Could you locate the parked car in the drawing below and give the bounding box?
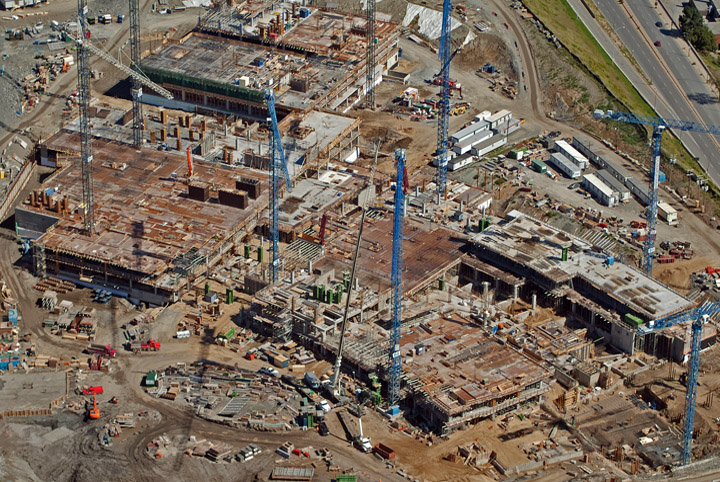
[656,21,663,27]
[258,366,279,377]
[654,40,662,47]
[318,400,332,413]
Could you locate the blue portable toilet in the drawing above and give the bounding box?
[8,309,17,325]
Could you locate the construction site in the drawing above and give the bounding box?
[5,0,720,481]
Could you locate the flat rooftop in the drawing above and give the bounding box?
[316,214,466,296]
[280,177,346,227]
[472,212,693,321]
[28,131,269,282]
[402,314,551,417]
[286,110,359,154]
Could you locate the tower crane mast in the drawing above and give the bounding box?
[77,0,94,234]
[129,0,143,147]
[434,0,452,197]
[366,0,376,109]
[265,89,292,283]
[388,149,406,405]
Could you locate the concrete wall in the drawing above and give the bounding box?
[15,207,59,239]
[611,321,636,354]
[0,161,35,223]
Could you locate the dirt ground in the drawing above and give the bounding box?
[653,257,714,292]
[3,1,720,481]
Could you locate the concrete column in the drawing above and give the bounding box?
[513,284,519,302]
[532,293,537,313]
[482,281,489,308]
[308,259,312,273]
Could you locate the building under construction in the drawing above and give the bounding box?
[462,211,701,361]
[140,3,400,118]
[19,132,274,305]
[402,313,552,434]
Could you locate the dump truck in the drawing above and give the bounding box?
[128,339,161,352]
[86,343,116,357]
[141,339,161,351]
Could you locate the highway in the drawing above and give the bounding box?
[627,1,720,125]
[594,0,720,184]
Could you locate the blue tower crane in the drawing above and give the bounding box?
[265,89,293,283]
[389,148,407,405]
[434,0,452,198]
[594,109,720,276]
[635,301,720,465]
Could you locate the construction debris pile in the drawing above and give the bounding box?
[145,433,262,464]
[150,362,305,431]
[20,51,74,114]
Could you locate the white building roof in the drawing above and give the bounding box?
[583,173,614,198]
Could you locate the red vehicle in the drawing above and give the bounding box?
[82,386,104,395]
[141,339,161,351]
[86,344,117,357]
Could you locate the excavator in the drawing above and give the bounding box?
[88,393,100,420]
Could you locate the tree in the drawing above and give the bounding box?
[679,3,718,52]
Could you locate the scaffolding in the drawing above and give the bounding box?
[34,243,47,279]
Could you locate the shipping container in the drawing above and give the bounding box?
[146,370,158,386]
[531,159,547,174]
[217,325,235,340]
[373,443,396,460]
[623,313,643,328]
[272,354,289,368]
[657,201,678,224]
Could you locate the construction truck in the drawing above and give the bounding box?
[337,410,371,453]
[128,339,161,353]
[86,343,117,357]
[82,386,104,395]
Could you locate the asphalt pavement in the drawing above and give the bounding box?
[593,0,720,184]
[627,1,720,124]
